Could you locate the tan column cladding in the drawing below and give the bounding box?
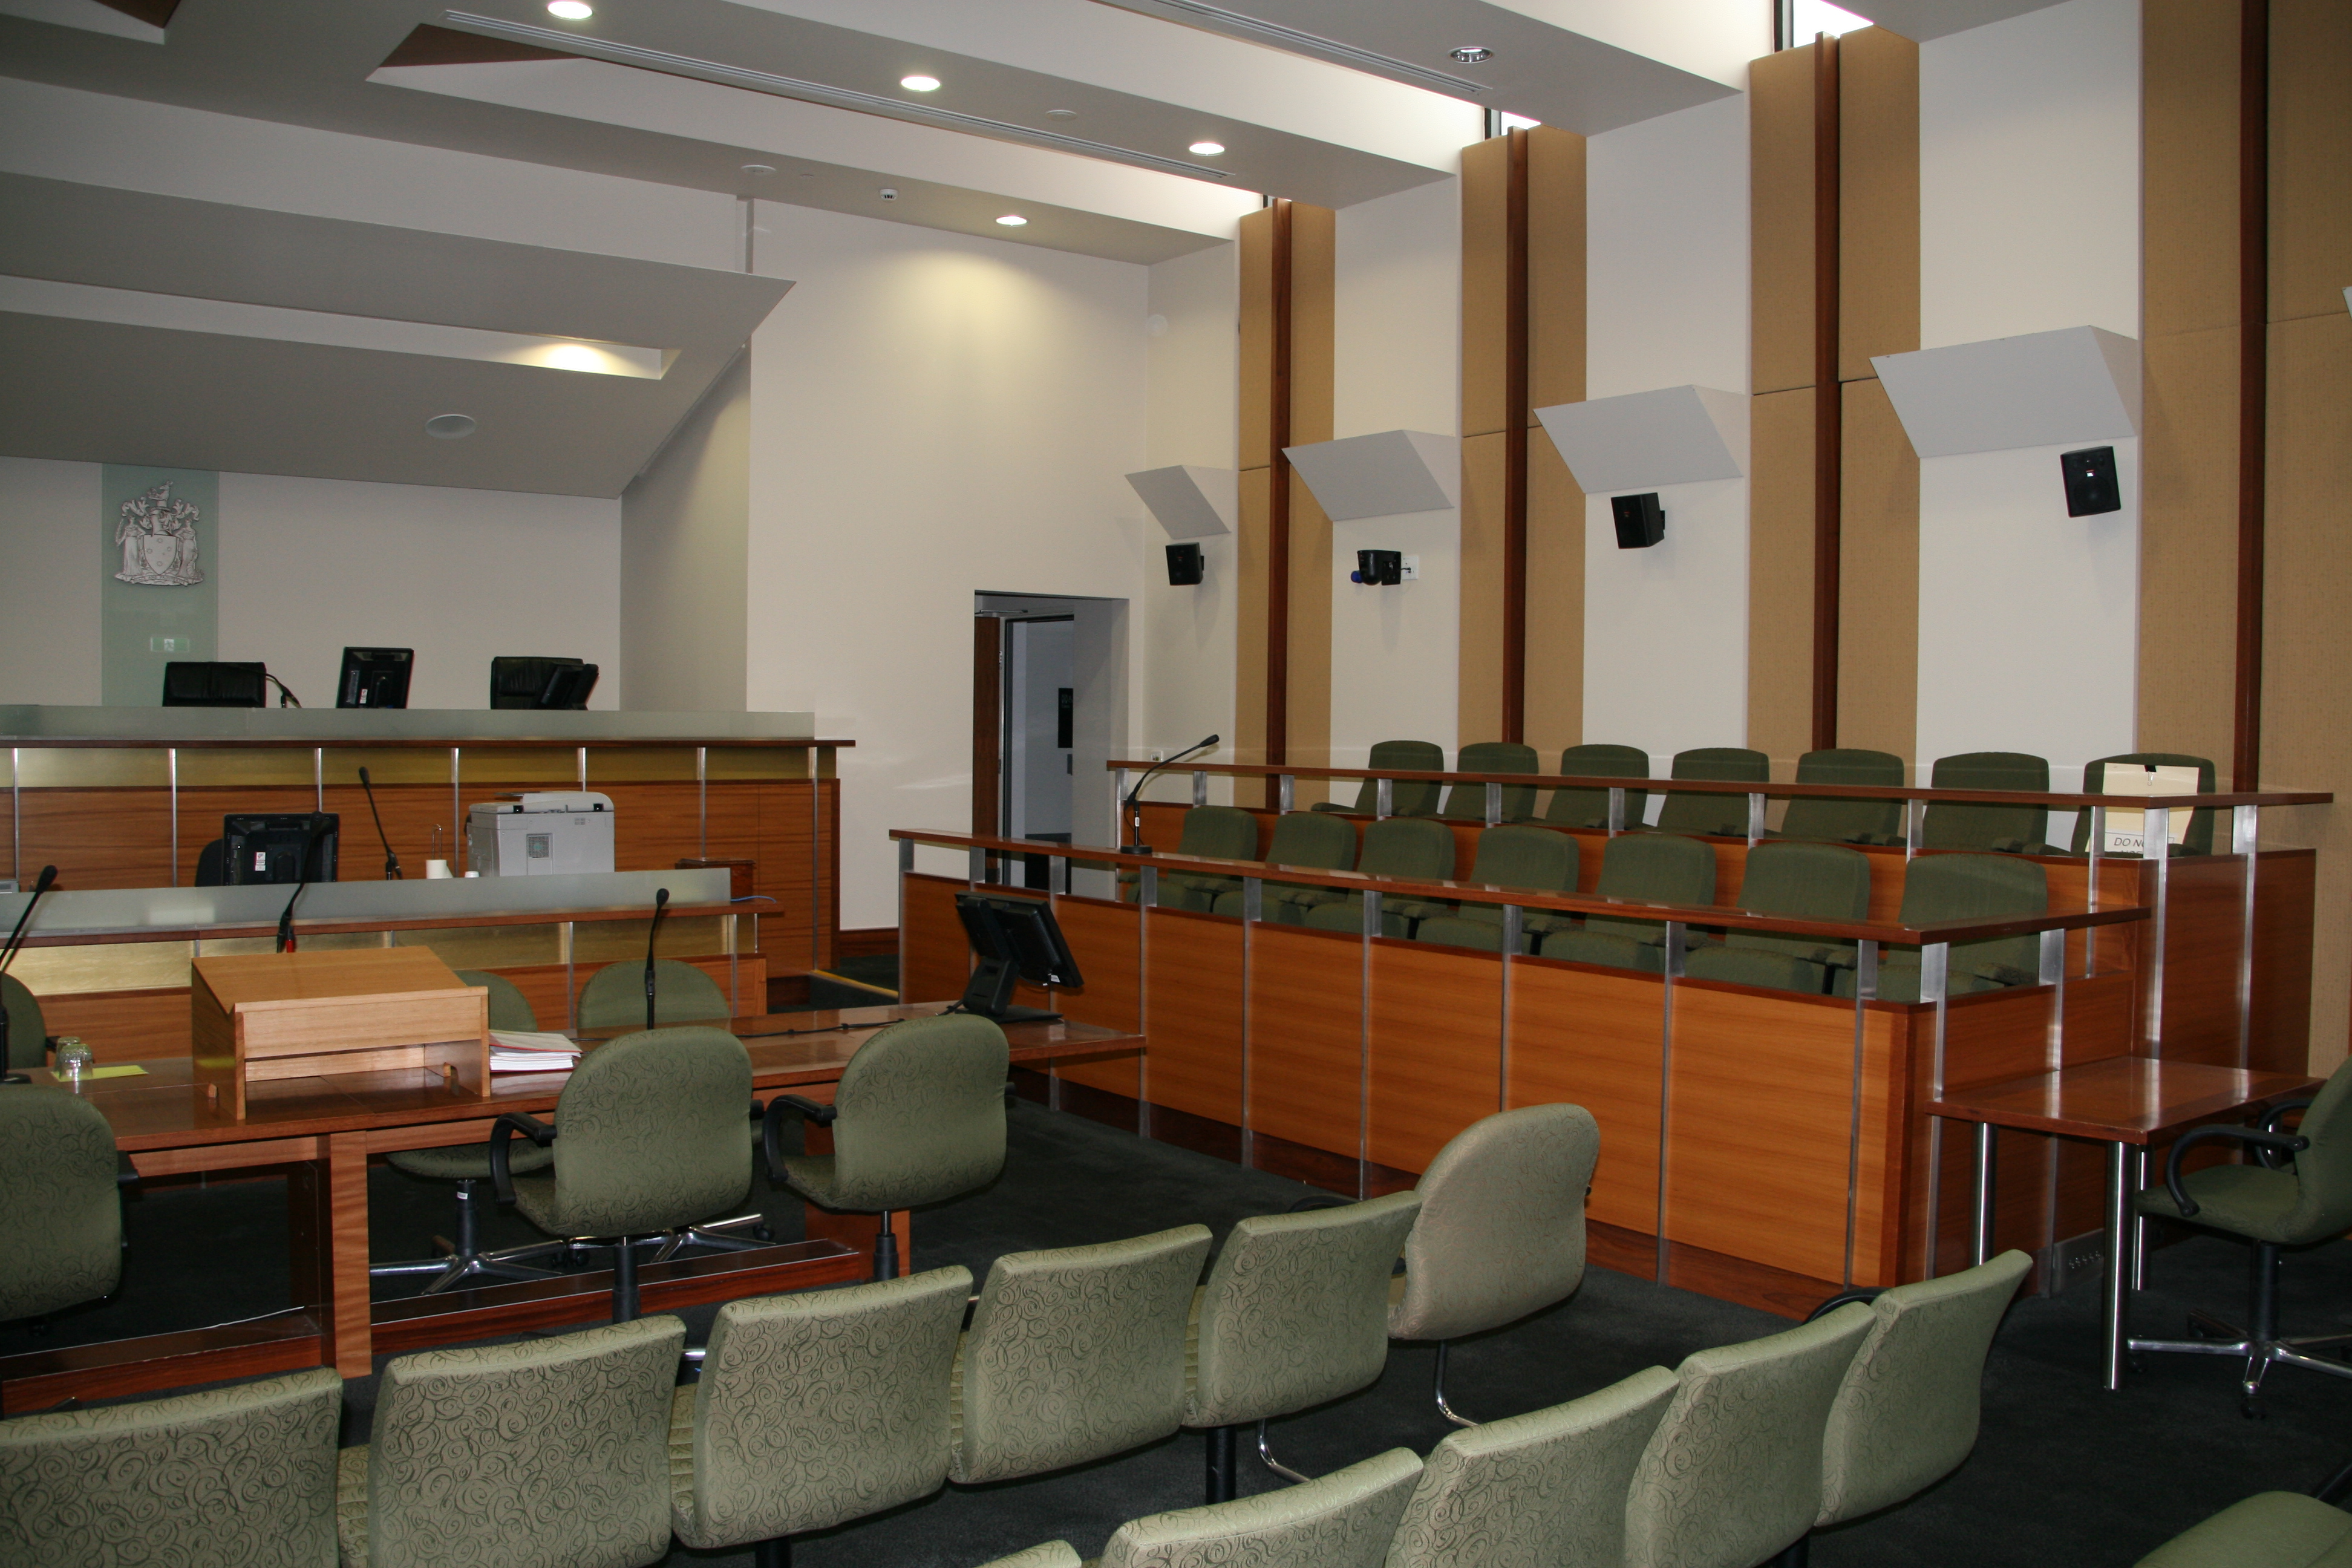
[1526,125,1587,414]
[1749,42,1821,399]
[1233,466,1272,778]
[1837,26,1919,381]
[1457,433,1508,748]
[1835,379,1917,764]
[1522,438,1585,758]
[1460,136,1511,442]
[1746,389,1819,770]
[1286,469,1333,807]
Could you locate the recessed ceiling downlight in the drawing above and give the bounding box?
[425,413,477,440]
[900,74,941,91]
[1449,46,1492,63]
[1188,140,1225,156]
[995,214,1028,226]
[546,1,592,19]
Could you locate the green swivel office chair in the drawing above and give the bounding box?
[1438,742,1540,823]
[1920,751,2055,853]
[2134,1474,2352,1568]
[1131,805,1262,909]
[1298,816,1456,935]
[1311,739,1446,818]
[2072,753,2219,857]
[1538,834,1716,972]
[2,973,48,1074]
[577,958,731,1030]
[0,1087,125,1324]
[1831,853,2047,1003]
[1649,748,1771,838]
[1682,841,1872,996]
[1405,824,1579,951]
[1544,743,1653,831]
[1210,811,1357,923]
[1778,748,1907,845]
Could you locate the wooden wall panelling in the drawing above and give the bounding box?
[755,782,818,972]
[1233,467,1273,799]
[1505,958,1664,1240]
[1140,908,1246,1129]
[1460,136,1511,440]
[1523,437,1586,756]
[21,788,175,890]
[1285,470,1334,809]
[2268,0,2352,321]
[1048,895,1143,1099]
[1834,27,1919,380]
[1746,390,1818,768]
[1525,126,1587,414]
[1460,134,1511,751]
[1835,379,1919,762]
[1366,937,1501,1177]
[1846,1005,1916,1286]
[1244,924,1365,1168]
[599,781,705,878]
[1287,204,1336,447]
[898,873,971,1007]
[1457,432,1509,745]
[1284,204,1335,805]
[2248,849,2318,1073]
[2154,857,2265,1064]
[315,786,459,884]
[36,987,192,1063]
[1749,44,1821,397]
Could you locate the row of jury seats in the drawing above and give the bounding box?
[1155,807,2053,1002]
[0,1100,2034,1568]
[1305,739,2223,855]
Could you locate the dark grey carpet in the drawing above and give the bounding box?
[6,1100,2347,1567]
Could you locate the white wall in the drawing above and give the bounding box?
[1328,177,1463,771]
[742,201,1149,927]
[621,350,750,712]
[0,457,102,705]
[1580,94,1752,773]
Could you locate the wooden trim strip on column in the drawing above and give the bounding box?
[1502,129,1532,743]
[1267,198,1295,768]
[1811,35,1843,754]
[2233,0,2270,789]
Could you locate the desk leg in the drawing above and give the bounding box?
[2102,1142,2144,1392]
[326,1133,374,1377]
[1971,1123,1996,1268]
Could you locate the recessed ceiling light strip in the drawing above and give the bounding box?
[1099,0,1489,95]
[440,11,1232,180]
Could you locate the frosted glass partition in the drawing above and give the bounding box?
[0,707,824,743]
[0,868,732,939]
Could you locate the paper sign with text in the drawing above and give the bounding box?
[2097,764,2200,855]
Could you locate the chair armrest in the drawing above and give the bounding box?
[2259,1097,2316,1133]
[761,1095,837,1183]
[2163,1124,2308,1217]
[489,1111,557,1205]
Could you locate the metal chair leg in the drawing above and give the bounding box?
[1206,1425,1237,1503]
[1433,1341,1476,1428]
[613,1237,641,1323]
[874,1210,900,1279]
[1254,1419,1309,1485]
[753,1537,791,1568]
[1773,1535,1812,1567]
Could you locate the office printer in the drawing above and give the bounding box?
[466,791,615,877]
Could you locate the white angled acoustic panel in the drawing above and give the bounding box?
[1281,430,1459,520]
[1871,326,2140,458]
[1534,385,1748,494]
[1125,465,1236,539]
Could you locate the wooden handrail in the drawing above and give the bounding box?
[892,829,2149,948]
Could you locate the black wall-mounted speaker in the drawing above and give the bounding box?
[1351,549,1403,586]
[1611,492,1665,549]
[1165,542,1205,585]
[2060,446,2122,517]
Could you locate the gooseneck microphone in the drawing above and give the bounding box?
[1,866,60,1085]
[275,818,333,953]
[358,766,402,880]
[1122,735,1220,854]
[644,887,671,1031]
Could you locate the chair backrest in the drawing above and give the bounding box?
[1189,1192,1422,1427]
[1176,805,1264,862]
[1100,1448,1423,1568]
[1725,842,1872,958]
[489,654,584,709]
[1390,1104,1597,1342]
[365,1317,684,1568]
[1587,834,1716,941]
[1354,817,1457,882]
[678,1266,970,1547]
[0,1365,341,1568]
[1466,825,1578,896]
[1344,740,1446,817]
[577,958,731,1030]
[1440,742,1540,822]
[826,1012,1010,1211]
[1896,854,2047,985]
[953,1224,1212,1484]
[1385,1366,1677,1568]
[1922,751,2050,851]
[1263,810,1360,871]
[1622,1304,1875,1568]
[1817,1250,2030,1526]
[454,968,540,1031]
[2275,1054,2352,1243]
[1780,748,1907,844]
[543,1027,753,1237]
[0,1086,122,1320]
[1545,744,1651,829]
[1653,748,1771,837]
[1,972,44,1071]
[2071,753,2218,857]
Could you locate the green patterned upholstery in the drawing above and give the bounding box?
[952,1224,1212,1483]
[1921,751,2051,852]
[2136,1056,2352,1247]
[508,1027,752,1240]
[2,972,46,1070]
[338,1316,685,1568]
[671,1266,970,1550]
[1391,824,1576,938]
[1622,1304,1874,1568]
[2135,1492,2352,1568]
[780,1012,1009,1214]
[1210,811,1357,922]
[2071,753,2219,857]
[0,1365,341,1568]
[1409,916,1508,952]
[1298,817,1457,931]
[1146,806,1266,910]
[1649,748,1769,838]
[1830,853,2047,1002]
[576,959,730,1030]
[1438,742,1540,823]
[1185,1192,1422,1429]
[1386,1366,1677,1568]
[1544,743,1651,831]
[1779,748,1907,845]
[452,969,540,1030]
[0,1086,122,1320]
[1816,1249,2030,1526]
[1100,1448,1422,1568]
[1389,1104,1596,1344]
[1312,740,1446,818]
[974,1545,1085,1568]
[1538,832,1714,970]
[1683,840,1872,995]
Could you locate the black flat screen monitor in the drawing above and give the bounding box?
[490,656,583,709]
[953,892,1083,1024]
[221,813,339,884]
[337,647,413,709]
[535,662,598,710]
[161,662,267,708]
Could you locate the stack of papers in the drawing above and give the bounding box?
[489,1029,583,1074]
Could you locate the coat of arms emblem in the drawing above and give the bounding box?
[113,483,206,587]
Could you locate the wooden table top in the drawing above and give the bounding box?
[1927,1057,2320,1144]
[38,1004,1141,1153]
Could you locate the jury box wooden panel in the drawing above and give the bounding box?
[1506,958,1664,1237]
[1367,937,1501,1177]
[1047,896,1142,1100]
[899,874,973,1008]
[1142,908,1244,1128]
[1245,924,1365,1160]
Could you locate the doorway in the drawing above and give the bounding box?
[974,593,1128,897]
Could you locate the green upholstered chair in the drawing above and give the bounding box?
[0,1365,342,1568]
[0,1086,123,1322]
[2,972,48,1073]
[1621,1304,1875,1568]
[670,1266,970,1568]
[1210,811,1357,923]
[1830,853,2047,1003]
[2129,1056,2352,1414]
[950,1223,1212,1485]
[975,1547,1085,1568]
[1683,841,1872,996]
[1298,817,1457,935]
[576,958,731,1030]
[1543,743,1652,831]
[1312,739,1446,818]
[1778,748,1907,845]
[492,1026,756,1321]
[1386,1366,1678,1568]
[1920,751,2054,853]
[1438,742,1540,823]
[1186,1192,1422,1500]
[456,967,540,1030]
[1397,825,1577,948]
[1538,833,1715,973]
[765,1011,1009,1279]
[2071,752,2220,857]
[1132,805,1263,910]
[1649,747,1770,838]
[338,1316,685,1568]
[2135,1491,2352,1568]
[1388,1104,1599,1425]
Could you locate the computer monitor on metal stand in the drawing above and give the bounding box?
[952,893,1084,1024]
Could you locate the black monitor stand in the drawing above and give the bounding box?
[957,958,1060,1025]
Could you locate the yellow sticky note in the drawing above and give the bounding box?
[83,1065,148,1080]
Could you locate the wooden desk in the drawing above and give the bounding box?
[1927,1058,2318,1390]
[15,1004,1140,1396]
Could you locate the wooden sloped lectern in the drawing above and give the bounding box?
[191,949,489,1117]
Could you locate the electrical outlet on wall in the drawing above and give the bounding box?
[1399,555,1419,581]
